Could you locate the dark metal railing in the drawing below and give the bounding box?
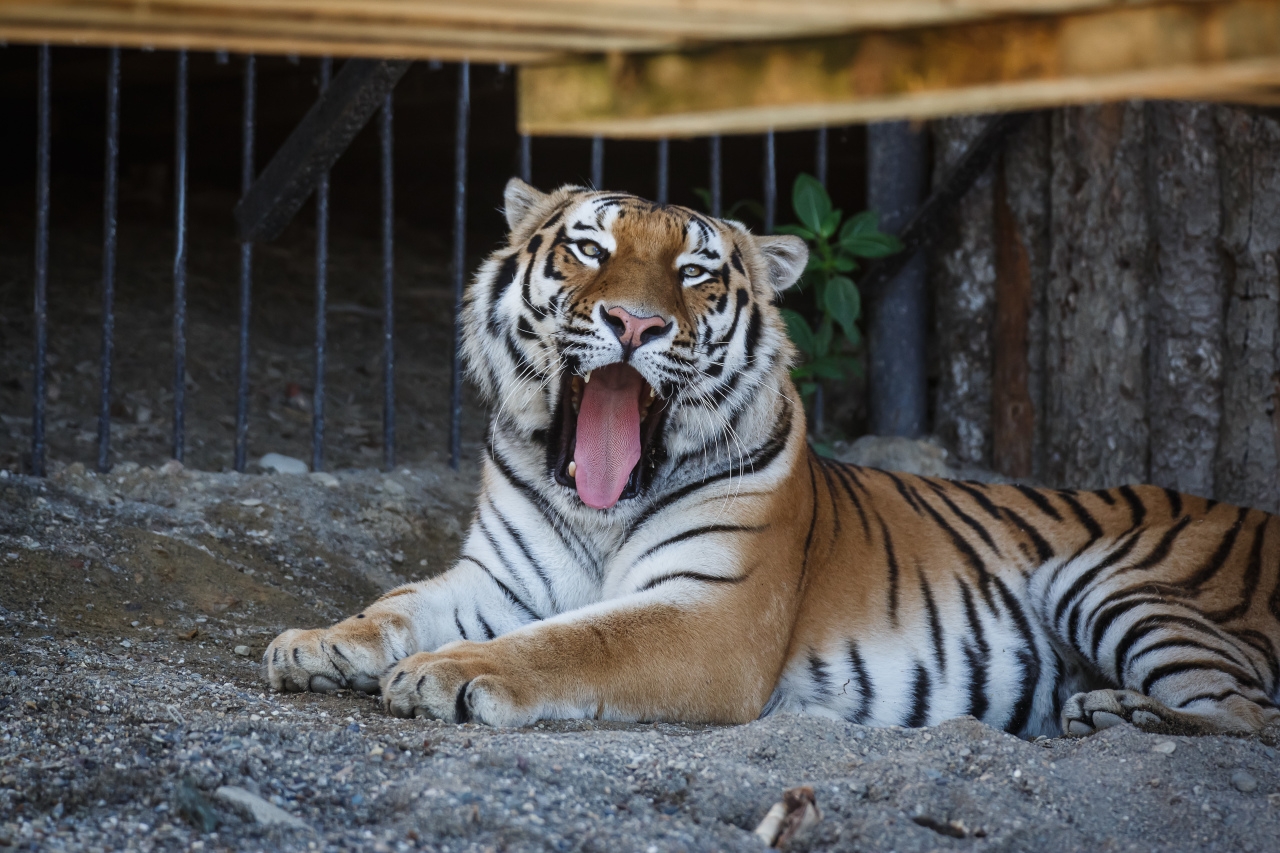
[17,46,821,478]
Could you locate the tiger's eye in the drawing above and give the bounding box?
[681,264,705,278]
[579,242,601,257]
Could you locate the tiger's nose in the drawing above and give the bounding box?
[602,306,672,352]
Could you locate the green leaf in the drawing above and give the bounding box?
[779,308,817,359]
[842,322,863,350]
[832,255,857,273]
[810,440,836,458]
[843,233,904,259]
[840,210,880,241]
[824,275,862,341]
[814,314,834,359]
[808,355,848,381]
[819,208,842,240]
[798,381,818,398]
[774,224,815,240]
[692,187,712,212]
[792,365,815,380]
[792,173,831,235]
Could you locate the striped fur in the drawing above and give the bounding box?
[265,180,1280,738]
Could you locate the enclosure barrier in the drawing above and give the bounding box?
[15,46,844,477]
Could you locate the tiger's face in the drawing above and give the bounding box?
[463,179,807,511]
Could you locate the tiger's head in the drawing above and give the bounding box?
[462,178,807,511]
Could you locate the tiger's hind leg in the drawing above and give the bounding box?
[1036,511,1280,737]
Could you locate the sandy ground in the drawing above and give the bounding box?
[2,454,1280,853]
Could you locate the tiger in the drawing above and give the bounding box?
[265,178,1280,739]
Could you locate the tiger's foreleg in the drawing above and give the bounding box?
[264,560,541,695]
[379,583,789,726]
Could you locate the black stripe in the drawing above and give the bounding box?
[1014,484,1062,522]
[958,579,990,722]
[918,566,946,671]
[878,514,901,627]
[454,609,469,641]
[947,480,1005,522]
[915,492,995,606]
[926,481,1001,556]
[1175,688,1249,709]
[807,650,834,700]
[742,304,763,365]
[637,570,746,593]
[905,663,932,728]
[1141,659,1264,696]
[1231,628,1280,689]
[491,505,560,611]
[477,613,497,640]
[882,471,924,515]
[457,555,541,622]
[1205,516,1268,623]
[488,253,520,332]
[1053,526,1144,634]
[628,401,792,535]
[1092,489,1117,506]
[825,460,871,539]
[1117,515,1193,575]
[1055,490,1104,541]
[1111,613,1245,682]
[1118,485,1146,529]
[1164,488,1184,519]
[488,447,599,572]
[632,524,763,567]
[1177,506,1249,591]
[1125,637,1236,673]
[847,641,874,724]
[1000,507,1054,564]
[799,456,820,590]
[815,453,842,537]
[991,575,1041,735]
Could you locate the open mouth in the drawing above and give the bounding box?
[550,363,669,509]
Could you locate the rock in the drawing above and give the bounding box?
[1152,741,1177,755]
[159,459,184,476]
[259,453,309,475]
[310,472,340,488]
[214,786,310,830]
[234,645,250,657]
[382,478,406,496]
[1232,770,1259,793]
[239,498,263,507]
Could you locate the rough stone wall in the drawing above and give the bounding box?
[928,103,1280,509]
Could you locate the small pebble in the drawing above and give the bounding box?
[1232,770,1259,793]
[1152,741,1176,755]
[240,498,263,507]
[259,453,309,475]
[234,645,251,657]
[310,472,340,489]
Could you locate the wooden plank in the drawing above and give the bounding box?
[518,0,1280,137]
[235,59,411,242]
[0,0,1222,64]
[991,158,1035,480]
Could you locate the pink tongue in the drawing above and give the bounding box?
[574,363,644,509]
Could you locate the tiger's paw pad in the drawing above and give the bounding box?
[380,648,534,728]
[1061,689,1174,737]
[263,627,385,696]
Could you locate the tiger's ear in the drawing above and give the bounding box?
[755,235,809,293]
[503,177,548,233]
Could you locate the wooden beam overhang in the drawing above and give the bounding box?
[0,1,1233,64]
[518,0,1280,137]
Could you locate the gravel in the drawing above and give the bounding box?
[3,460,1280,851]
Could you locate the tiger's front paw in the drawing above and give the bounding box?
[380,643,535,727]
[264,626,386,695]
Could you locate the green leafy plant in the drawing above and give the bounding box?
[775,174,902,403]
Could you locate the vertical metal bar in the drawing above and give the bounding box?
[380,91,395,472]
[234,54,256,473]
[31,45,50,478]
[655,138,669,204]
[519,133,532,184]
[815,126,829,187]
[709,134,722,218]
[312,56,332,473]
[449,61,470,470]
[590,135,603,188]
[172,49,189,463]
[97,47,120,474]
[763,129,776,235]
[867,121,929,437]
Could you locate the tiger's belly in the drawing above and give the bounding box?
[763,586,1067,737]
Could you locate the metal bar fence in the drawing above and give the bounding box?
[172,50,189,463]
[234,54,256,473]
[381,91,396,472]
[449,61,471,470]
[97,47,120,473]
[312,56,332,472]
[15,50,851,477]
[31,45,51,479]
